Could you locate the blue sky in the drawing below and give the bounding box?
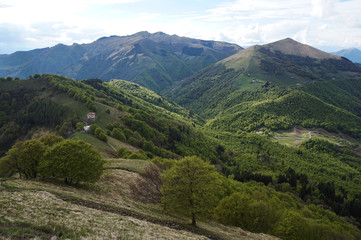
[0,0,360,54]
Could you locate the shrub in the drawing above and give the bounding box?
[111,128,126,141]
[39,140,104,185]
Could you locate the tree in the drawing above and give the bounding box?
[95,127,107,142]
[39,140,104,185]
[117,147,131,158]
[161,156,223,226]
[76,122,85,131]
[0,142,23,177]
[215,192,277,233]
[111,128,126,141]
[18,140,46,179]
[89,124,100,135]
[39,134,64,147]
[143,140,155,153]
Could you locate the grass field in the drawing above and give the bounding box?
[104,158,150,173]
[270,127,361,148]
[0,161,279,240]
[71,132,118,158]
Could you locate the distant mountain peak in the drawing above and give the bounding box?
[0,31,242,93]
[263,38,341,60]
[332,47,361,63]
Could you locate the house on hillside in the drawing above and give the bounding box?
[87,112,96,120]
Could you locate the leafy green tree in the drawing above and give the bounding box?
[161,156,223,226]
[95,127,107,142]
[117,147,131,158]
[215,192,252,227]
[143,140,155,153]
[76,122,85,131]
[0,142,23,177]
[18,140,46,179]
[272,211,309,240]
[89,124,100,135]
[40,140,104,185]
[39,134,64,147]
[215,192,277,233]
[111,128,126,141]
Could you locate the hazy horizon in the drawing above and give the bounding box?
[0,0,360,54]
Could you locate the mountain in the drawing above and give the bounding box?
[332,48,361,64]
[167,38,361,136]
[0,31,242,92]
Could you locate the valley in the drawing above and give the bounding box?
[1,34,361,240]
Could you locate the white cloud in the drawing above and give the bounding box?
[0,0,360,53]
[193,0,361,50]
[311,0,336,19]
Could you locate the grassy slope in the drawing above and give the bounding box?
[2,75,361,239]
[0,160,279,240]
[108,79,194,120]
[271,127,361,148]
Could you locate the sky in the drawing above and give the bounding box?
[0,0,360,54]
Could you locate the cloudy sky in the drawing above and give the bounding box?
[0,0,360,54]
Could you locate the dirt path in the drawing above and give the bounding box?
[108,142,117,151]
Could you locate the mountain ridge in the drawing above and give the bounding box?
[168,38,361,137]
[332,47,361,63]
[0,31,242,93]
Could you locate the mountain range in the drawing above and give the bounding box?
[167,38,361,136]
[0,31,241,92]
[332,47,361,64]
[2,32,361,240]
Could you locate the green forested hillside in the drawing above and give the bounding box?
[0,75,227,166]
[163,38,361,238]
[168,38,361,138]
[2,74,361,239]
[302,78,361,117]
[207,88,361,138]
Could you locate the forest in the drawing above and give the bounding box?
[1,74,361,240]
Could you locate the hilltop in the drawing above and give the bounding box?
[167,38,361,136]
[0,31,241,92]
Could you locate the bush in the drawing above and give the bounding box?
[111,128,126,141]
[215,192,277,233]
[39,134,64,147]
[117,147,131,158]
[94,127,107,142]
[128,152,148,159]
[76,122,85,131]
[89,124,100,135]
[143,140,155,153]
[18,140,46,179]
[39,140,104,185]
